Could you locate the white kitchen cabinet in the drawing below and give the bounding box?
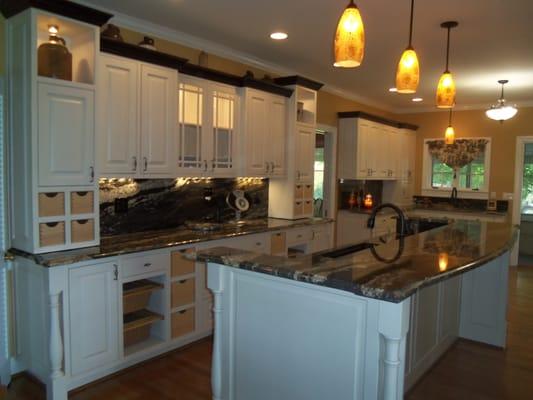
[140,64,177,177]
[311,223,333,253]
[178,76,238,177]
[38,83,95,186]
[242,88,286,177]
[295,125,315,182]
[69,262,119,376]
[339,117,411,181]
[97,54,177,178]
[97,56,139,175]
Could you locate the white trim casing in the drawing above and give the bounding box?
[421,137,492,199]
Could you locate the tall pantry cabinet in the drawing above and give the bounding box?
[7,9,103,254]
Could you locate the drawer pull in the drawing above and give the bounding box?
[76,191,88,197]
[179,309,187,314]
[143,262,152,268]
[44,192,59,198]
[178,279,187,284]
[45,222,59,228]
[256,242,261,246]
[75,219,89,225]
[297,234,302,238]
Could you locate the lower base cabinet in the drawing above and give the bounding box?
[69,262,119,376]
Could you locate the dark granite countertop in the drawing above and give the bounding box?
[196,220,518,303]
[339,206,507,218]
[9,218,332,267]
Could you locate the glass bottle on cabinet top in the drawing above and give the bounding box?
[178,82,205,173]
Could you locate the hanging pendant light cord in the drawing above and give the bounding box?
[500,83,505,100]
[448,109,453,126]
[408,0,415,47]
[445,26,451,71]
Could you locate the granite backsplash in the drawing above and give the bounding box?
[338,180,383,210]
[99,178,268,237]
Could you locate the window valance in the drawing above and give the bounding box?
[427,139,489,170]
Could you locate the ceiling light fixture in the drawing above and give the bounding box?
[436,21,458,108]
[333,0,365,68]
[395,0,419,94]
[270,32,288,40]
[444,108,455,144]
[485,80,518,122]
[412,97,423,102]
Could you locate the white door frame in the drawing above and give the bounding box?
[511,136,533,265]
[317,124,338,220]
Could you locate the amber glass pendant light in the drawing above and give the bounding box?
[334,0,365,68]
[444,108,455,144]
[396,0,419,93]
[436,21,458,108]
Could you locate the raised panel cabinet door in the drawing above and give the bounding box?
[295,126,315,182]
[268,95,287,176]
[97,55,139,175]
[245,91,268,176]
[38,83,94,186]
[178,77,206,175]
[140,64,177,177]
[211,84,237,176]
[356,121,371,179]
[69,262,119,376]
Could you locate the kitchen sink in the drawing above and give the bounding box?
[320,242,374,259]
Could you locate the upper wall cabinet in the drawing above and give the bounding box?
[97,53,177,178]
[339,116,417,181]
[242,88,287,177]
[177,75,239,177]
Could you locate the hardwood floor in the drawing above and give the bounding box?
[6,266,533,399]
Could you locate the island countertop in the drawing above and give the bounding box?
[9,217,332,267]
[197,219,518,303]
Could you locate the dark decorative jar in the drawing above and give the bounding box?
[38,35,72,81]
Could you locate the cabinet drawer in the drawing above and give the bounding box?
[303,199,313,215]
[71,191,94,215]
[122,253,169,278]
[171,308,195,338]
[38,192,65,217]
[171,248,196,277]
[270,232,286,255]
[171,278,195,308]
[294,200,304,217]
[39,222,65,247]
[286,228,312,245]
[71,219,95,243]
[294,184,304,199]
[303,184,313,199]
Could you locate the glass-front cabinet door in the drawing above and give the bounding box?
[178,79,205,175]
[211,86,237,175]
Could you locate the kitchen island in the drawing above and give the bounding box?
[198,220,517,400]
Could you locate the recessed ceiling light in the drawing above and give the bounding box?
[412,97,423,102]
[389,87,398,92]
[270,32,288,40]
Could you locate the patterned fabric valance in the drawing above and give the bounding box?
[427,139,488,170]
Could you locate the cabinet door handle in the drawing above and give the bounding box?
[132,156,137,171]
[143,262,152,268]
[143,157,148,172]
[113,264,118,281]
[265,162,270,174]
[89,166,94,182]
[211,159,216,172]
[297,170,301,180]
[203,160,208,172]
[270,162,275,174]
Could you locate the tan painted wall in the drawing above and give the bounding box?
[402,107,533,200]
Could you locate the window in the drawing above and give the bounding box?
[423,138,491,197]
[521,143,533,214]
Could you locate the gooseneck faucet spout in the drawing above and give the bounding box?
[367,203,407,237]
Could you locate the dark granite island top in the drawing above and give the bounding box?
[197,220,518,303]
[9,217,332,267]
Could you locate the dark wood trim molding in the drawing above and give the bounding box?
[178,63,242,87]
[0,0,113,26]
[337,111,419,131]
[273,75,324,91]
[241,76,293,97]
[101,38,188,69]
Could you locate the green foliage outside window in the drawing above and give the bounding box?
[431,155,485,190]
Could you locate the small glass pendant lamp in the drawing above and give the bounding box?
[396,0,420,93]
[436,21,458,108]
[334,0,365,68]
[444,108,455,145]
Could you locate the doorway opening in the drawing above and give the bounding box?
[313,127,337,218]
[513,137,533,266]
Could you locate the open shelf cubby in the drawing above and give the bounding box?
[295,86,317,126]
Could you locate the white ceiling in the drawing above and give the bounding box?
[80,0,533,113]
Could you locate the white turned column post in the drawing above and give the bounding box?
[49,292,64,379]
[378,298,411,400]
[207,263,224,400]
